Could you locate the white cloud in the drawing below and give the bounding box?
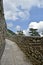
[38,0,43,8]
[18,11,29,20]
[3,0,43,20]
[23,29,30,36]
[29,22,38,29]
[4,11,18,20]
[7,22,13,28]
[23,21,43,36]
[29,21,43,32]
[15,25,21,31]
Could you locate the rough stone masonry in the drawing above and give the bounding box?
[0,0,43,65]
[0,0,6,62]
[7,34,43,65]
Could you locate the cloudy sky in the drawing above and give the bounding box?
[3,0,43,36]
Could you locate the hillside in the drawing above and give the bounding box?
[7,29,16,36]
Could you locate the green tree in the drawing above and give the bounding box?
[29,28,40,36]
[17,30,24,35]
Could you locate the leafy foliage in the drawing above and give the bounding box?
[7,29,16,35]
[17,30,24,35]
[29,28,40,36]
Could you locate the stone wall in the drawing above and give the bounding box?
[0,0,6,60]
[0,0,43,65]
[6,34,43,65]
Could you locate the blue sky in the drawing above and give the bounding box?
[30,7,43,22]
[6,6,43,32]
[3,0,43,36]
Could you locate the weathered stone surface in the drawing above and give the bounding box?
[1,39,32,65]
[0,0,6,60]
[6,34,43,65]
[0,0,43,65]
